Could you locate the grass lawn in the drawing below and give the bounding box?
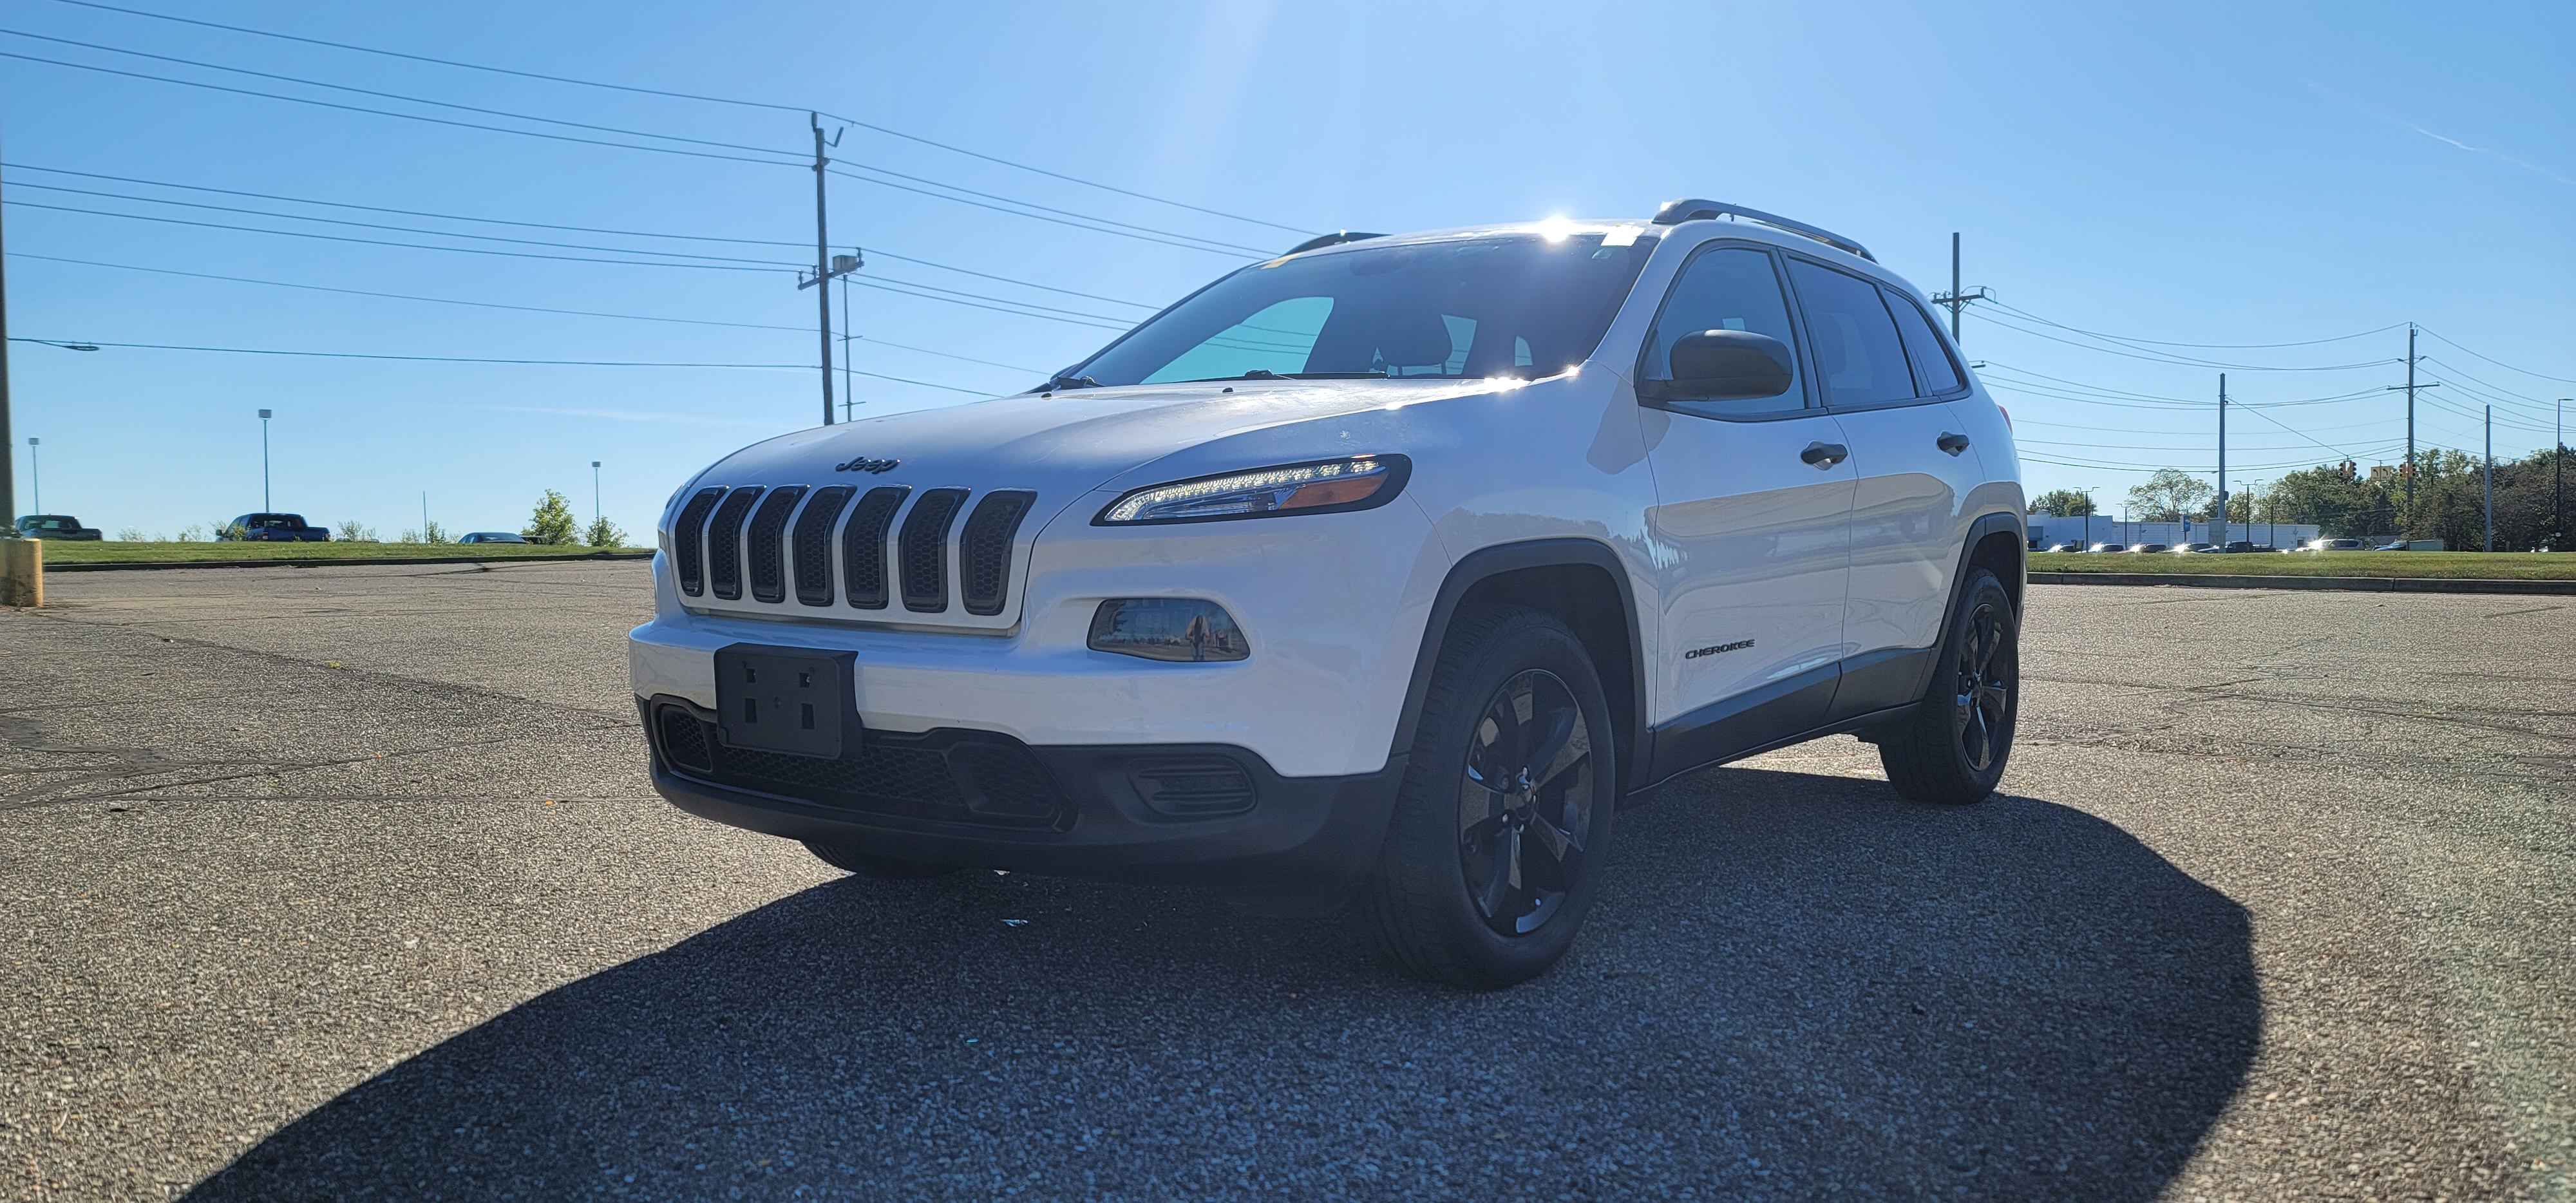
[2029,551,2576,580]
[33,540,652,566]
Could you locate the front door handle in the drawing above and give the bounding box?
[1800,441,1849,469]
[1937,431,1972,455]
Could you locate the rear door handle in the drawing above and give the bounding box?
[1937,431,1971,455]
[1800,441,1849,469]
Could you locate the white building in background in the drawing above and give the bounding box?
[2028,512,2320,549]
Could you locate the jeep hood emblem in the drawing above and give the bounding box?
[834,456,901,475]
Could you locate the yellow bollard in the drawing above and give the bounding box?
[1,538,41,607]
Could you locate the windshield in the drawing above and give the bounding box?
[1060,232,1656,388]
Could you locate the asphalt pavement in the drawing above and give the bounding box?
[2,562,2568,1200]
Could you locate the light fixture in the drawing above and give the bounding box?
[1095,455,1408,526]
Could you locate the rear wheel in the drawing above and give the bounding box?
[803,840,963,880]
[1879,568,2019,804]
[1362,606,1616,990]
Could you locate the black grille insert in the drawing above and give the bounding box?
[1129,756,1258,817]
[792,486,856,607]
[959,490,1036,616]
[704,487,764,601]
[672,487,725,596]
[840,486,910,610]
[745,486,807,604]
[899,488,970,613]
[653,705,1062,826]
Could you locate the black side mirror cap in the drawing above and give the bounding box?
[1646,329,1795,403]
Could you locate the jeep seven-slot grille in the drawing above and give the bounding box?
[744,486,806,604]
[792,486,856,607]
[840,486,910,609]
[960,491,1036,616]
[704,487,764,600]
[672,486,726,596]
[685,482,1032,617]
[899,488,970,613]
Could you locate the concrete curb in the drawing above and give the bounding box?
[2031,571,2576,595]
[46,550,655,573]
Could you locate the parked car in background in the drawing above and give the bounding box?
[2174,542,2219,554]
[2300,538,2367,553]
[2126,543,2171,553]
[2222,540,2261,553]
[13,514,102,540]
[2041,541,2082,553]
[222,513,331,542]
[457,531,529,544]
[2087,542,2125,553]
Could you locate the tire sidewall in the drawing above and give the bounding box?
[1944,571,2019,791]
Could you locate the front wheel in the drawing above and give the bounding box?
[1361,606,1618,990]
[1879,567,2020,804]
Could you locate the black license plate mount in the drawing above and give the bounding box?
[713,645,855,759]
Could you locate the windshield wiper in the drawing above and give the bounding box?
[1185,370,1390,383]
[1043,374,1102,392]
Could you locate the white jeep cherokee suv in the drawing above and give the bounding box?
[630,199,2026,989]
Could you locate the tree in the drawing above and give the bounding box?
[2123,469,2214,524]
[584,516,627,548]
[2029,488,2094,516]
[336,519,376,542]
[524,490,580,545]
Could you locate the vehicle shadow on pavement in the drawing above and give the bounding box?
[187,767,2259,1200]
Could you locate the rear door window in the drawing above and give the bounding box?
[1786,260,1915,406]
[1884,288,1965,395]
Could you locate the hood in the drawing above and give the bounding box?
[668,377,1502,630]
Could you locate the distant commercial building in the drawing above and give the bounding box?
[2028,512,2320,550]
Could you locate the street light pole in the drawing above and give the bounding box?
[0,126,15,533]
[25,437,36,513]
[591,460,601,526]
[258,408,272,511]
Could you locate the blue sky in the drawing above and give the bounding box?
[5,0,2569,536]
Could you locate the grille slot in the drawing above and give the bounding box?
[1129,756,1258,817]
[959,490,1036,617]
[703,487,764,600]
[744,486,807,604]
[671,487,726,596]
[899,488,970,613]
[656,705,714,773]
[839,486,910,609]
[792,486,856,607]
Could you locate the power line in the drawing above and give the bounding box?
[39,0,1317,236]
[1975,308,2400,372]
[4,198,781,271]
[5,251,1048,374]
[4,334,989,392]
[1984,299,2405,351]
[2414,325,2576,386]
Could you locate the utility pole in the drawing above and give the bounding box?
[1930,233,1991,344]
[258,408,272,511]
[2485,405,2494,553]
[2215,374,2228,549]
[2557,399,2567,552]
[2385,325,2438,531]
[0,128,15,533]
[2079,486,2096,549]
[797,114,864,428]
[591,460,602,525]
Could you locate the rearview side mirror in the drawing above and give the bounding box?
[1650,329,1795,403]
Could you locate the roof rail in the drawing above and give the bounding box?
[1649,199,1874,262]
[1280,231,1384,256]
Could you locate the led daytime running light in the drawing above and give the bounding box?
[1099,456,1403,525]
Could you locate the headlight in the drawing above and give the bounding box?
[1088,599,1249,663]
[1095,455,1409,525]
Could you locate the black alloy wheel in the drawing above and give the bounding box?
[1457,669,1597,936]
[1880,567,2018,804]
[1363,605,1618,990]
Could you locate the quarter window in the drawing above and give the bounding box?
[1884,288,1965,395]
[1641,247,1806,415]
[1786,260,1913,406]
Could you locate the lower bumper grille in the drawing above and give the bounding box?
[651,703,1063,827]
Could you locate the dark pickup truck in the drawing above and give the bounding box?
[222,513,332,542]
[14,514,103,540]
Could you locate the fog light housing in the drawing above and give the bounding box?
[1088,598,1248,663]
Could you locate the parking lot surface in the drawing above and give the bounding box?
[3,562,2569,1200]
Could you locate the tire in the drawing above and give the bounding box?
[1879,568,2020,804]
[802,840,963,880]
[1361,606,1618,990]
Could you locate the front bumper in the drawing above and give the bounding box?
[641,694,1405,901]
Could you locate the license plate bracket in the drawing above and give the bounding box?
[713,645,855,759]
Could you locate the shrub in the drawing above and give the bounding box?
[584,516,627,547]
[422,520,451,545]
[524,490,580,545]
[336,519,376,542]
[115,527,144,542]
[175,525,204,542]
